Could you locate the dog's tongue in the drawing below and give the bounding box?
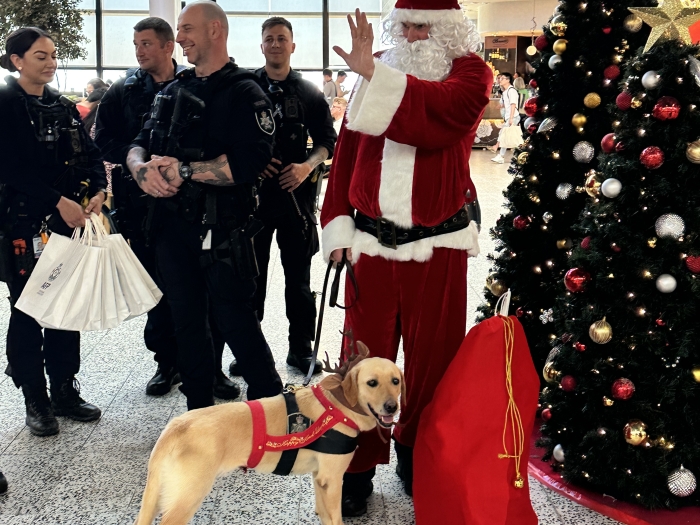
[381,415,394,425]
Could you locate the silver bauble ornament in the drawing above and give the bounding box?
[642,71,661,89]
[573,141,595,163]
[668,466,697,497]
[538,117,558,133]
[601,178,622,198]
[656,274,677,293]
[655,214,685,239]
[556,183,573,200]
[549,55,563,69]
[553,444,565,462]
[524,117,538,130]
[543,212,553,223]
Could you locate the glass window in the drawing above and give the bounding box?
[329,0,381,13]
[217,0,269,12]
[103,69,129,84]
[102,14,144,67]
[329,15,380,68]
[76,0,96,9]
[63,13,97,67]
[103,0,149,10]
[50,69,99,95]
[270,0,321,13]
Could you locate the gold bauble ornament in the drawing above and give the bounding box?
[603,396,615,407]
[584,93,601,108]
[550,15,567,37]
[584,173,602,197]
[686,141,700,164]
[692,367,700,382]
[630,96,643,109]
[624,420,648,446]
[543,361,561,383]
[589,317,613,344]
[553,39,568,55]
[489,279,507,297]
[623,14,644,33]
[571,113,587,127]
[517,152,529,165]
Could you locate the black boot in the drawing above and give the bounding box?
[50,378,101,422]
[146,365,181,396]
[228,359,241,377]
[0,471,7,494]
[286,351,322,375]
[22,386,59,437]
[213,370,241,400]
[394,439,414,497]
[341,467,375,517]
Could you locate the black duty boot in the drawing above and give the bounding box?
[0,471,7,494]
[146,365,181,396]
[342,468,375,517]
[286,351,322,375]
[22,386,59,437]
[213,370,241,400]
[228,359,241,377]
[50,378,101,422]
[394,439,414,497]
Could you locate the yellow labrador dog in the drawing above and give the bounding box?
[134,344,404,525]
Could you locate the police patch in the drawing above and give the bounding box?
[287,412,312,434]
[256,109,275,135]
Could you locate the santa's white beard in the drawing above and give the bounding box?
[379,37,452,81]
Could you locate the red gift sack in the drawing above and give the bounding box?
[414,315,540,525]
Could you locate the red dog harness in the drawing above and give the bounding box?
[245,385,361,469]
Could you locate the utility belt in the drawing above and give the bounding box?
[198,216,264,280]
[354,205,472,250]
[0,218,48,285]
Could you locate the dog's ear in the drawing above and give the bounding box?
[399,368,407,408]
[319,374,342,391]
[342,367,360,407]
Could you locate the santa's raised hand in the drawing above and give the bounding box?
[333,9,375,81]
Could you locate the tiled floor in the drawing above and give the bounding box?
[0,149,622,524]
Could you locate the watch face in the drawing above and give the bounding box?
[180,165,193,180]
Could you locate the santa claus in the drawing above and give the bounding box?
[323,0,493,517]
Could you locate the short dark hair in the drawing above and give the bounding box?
[87,78,108,90]
[500,72,513,84]
[323,68,333,77]
[337,70,347,78]
[262,17,293,38]
[0,27,53,72]
[133,17,175,45]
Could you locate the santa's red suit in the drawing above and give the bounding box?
[320,21,493,472]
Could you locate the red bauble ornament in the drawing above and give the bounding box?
[574,342,586,352]
[610,243,622,253]
[601,133,616,153]
[652,96,681,121]
[524,97,539,117]
[561,375,577,392]
[602,27,612,34]
[604,65,620,80]
[564,268,591,293]
[616,92,632,111]
[686,255,700,274]
[611,378,635,400]
[640,146,665,169]
[513,215,531,230]
[581,236,592,250]
[535,34,549,51]
[615,141,626,152]
[656,318,667,327]
[529,79,538,89]
[541,408,552,421]
[528,123,538,134]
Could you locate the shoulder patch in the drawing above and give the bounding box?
[253,99,267,108]
[256,108,275,135]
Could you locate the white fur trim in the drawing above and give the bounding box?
[391,8,465,25]
[345,59,407,136]
[351,220,480,264]
[378,139,416,228]
[322,215,356,262]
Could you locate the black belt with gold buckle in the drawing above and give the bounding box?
[354,204,474,250]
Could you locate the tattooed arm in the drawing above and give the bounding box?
[159,154,235,187]
[126,147,180,197]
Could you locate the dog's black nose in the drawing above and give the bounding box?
[384,401,398,414]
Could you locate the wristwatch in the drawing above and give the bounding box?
[179,162,193,181]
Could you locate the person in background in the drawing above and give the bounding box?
[331,96,347,135]
[82,86,107,134]
[85,77,107,96]
[514,76,528,132]
[322,67,336,107]
[335,70,350,97]
[491,71,519,164]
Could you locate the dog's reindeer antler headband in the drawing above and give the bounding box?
[319,328,370,391]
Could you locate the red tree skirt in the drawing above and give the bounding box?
[528,426,700,525]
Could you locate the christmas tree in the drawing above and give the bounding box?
[477,0,654,376]
[539,1,700,508]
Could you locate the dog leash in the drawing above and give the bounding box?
[303,250,358,386]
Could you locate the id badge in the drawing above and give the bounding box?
[202,230,212,251]
[32,235,46,258]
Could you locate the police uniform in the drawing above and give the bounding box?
[252,68,336,365]
[0,76,106,433]
[131,60,283,409]
[94,61,185,391]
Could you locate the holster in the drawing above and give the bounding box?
[200,218,264,280]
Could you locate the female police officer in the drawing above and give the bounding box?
[0,28,107,436]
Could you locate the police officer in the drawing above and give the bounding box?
[94,17,239,400]
[228,17,336,377]
[0,28,106,435]
[126,0,283,410]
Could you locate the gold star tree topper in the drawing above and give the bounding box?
[629,0,700,52]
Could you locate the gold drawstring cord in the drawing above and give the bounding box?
[497,315,526,489]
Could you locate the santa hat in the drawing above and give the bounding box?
[393,0,464,25]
